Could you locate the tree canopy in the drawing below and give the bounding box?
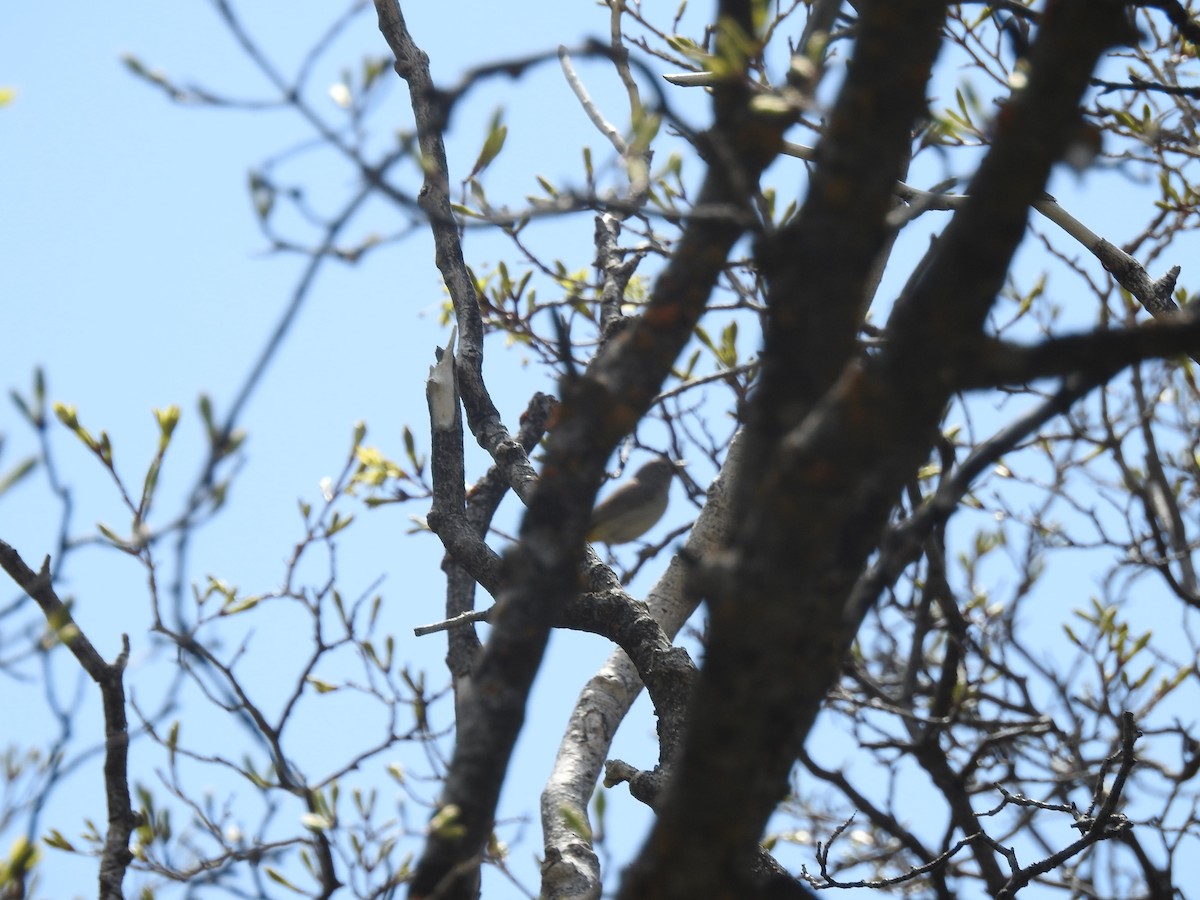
[4,1,1200,898]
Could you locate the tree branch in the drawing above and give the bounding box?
[622,1,950,895]
[378,0,795,893]
[0,540,138,900]
[625,2,1134,897]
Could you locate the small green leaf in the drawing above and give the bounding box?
[306,676,338,694]
[43,829,76,852]
[97,522,129,551]
[718,320,738,368]
[0,456,38,498]
[97,431,114,466]
[469,111,508,178]
[53,402,79,430]
[327,512,354,536]
[362,56,389,91]
[265,867,303,891]
[221,595,261,616]
[166,721,180,767]
[154,405,180,442]
[119,54,172,91]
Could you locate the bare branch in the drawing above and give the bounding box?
[0,541,138,900]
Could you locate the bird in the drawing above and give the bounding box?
[586,457,679,545]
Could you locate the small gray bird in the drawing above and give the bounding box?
[587,458,678,545]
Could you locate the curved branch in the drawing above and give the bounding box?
[0,542,138,900]
[540,432,743,899]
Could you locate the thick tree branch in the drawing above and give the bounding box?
[541,434,742,900]
[624,3,1134,898]
[621,2,950,896]
[956,310,1200,388]
[380,0,794,893]
[783,142,1190,347]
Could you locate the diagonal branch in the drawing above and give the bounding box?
[376,1,795,896]
[374,0,533,490]
[626,3,1136,898]
[540,433,743,899]
[0,540,138,900]
[622,1,950,896]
